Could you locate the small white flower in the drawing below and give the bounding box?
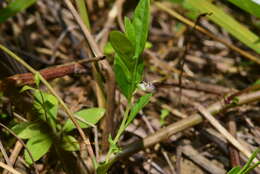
[138,81,155,93]
[252,0,260,5]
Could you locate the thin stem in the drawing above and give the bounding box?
[114,103,131,143]
[105,103,131,163]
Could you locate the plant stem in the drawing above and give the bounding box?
[105,102,131,163]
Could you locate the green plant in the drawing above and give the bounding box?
[12,75,105,165]
[160,109,170,126]
[97,0,152,172]
[227,149,260,174]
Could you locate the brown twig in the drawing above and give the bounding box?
[0,139,12,167]
[227,115,241,167]
[182,144,226,174]
[176,145,182,174]
[194,103,253,159]
[2,56,105,87]
[3,141,23,174]
[0,162,22,174]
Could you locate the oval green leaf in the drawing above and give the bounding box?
[63,108,106,132]
[61,135,80,151]
[24,133,52,165]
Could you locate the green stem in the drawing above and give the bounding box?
[105,103,131,163]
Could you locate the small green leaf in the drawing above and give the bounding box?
[160,109,170,126]
[134,58,144,84]
[12,122,46,139]
[227,166,241,174]
[33,90,58,128]
[104,42,114,55]
[145,41,153,49]
[133,0,150,57]
[114,54,133,99]
[124,17,136,46]
[61,135,80,151]
[20,85,35,93]
[63,108,105,132]
[108,134,121,154]
[125,93,152,127]
[253,79,260,85]
[0,0,37,23]
[109,31,135,67]
[24,133,52,165]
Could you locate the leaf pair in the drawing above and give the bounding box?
[110,0,150,100]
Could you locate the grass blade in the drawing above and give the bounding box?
[185,0,260,54]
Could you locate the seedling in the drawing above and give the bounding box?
[98,0,152,172]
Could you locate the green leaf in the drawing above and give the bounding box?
[24,133,52,165]
[33,90,58,128]
[124,17,136,46]
[132,0,150,57]
[20,85,35,93]
[12,122,47,139]
[134,58,144,84]
[160,109,170,126]
[227,166,241,174]
[109,31,135,68]
[104,42,114,55]
[228,0,260,18]
[63,108,105,132]
[145,41,153,49]
[61,135,80,151]
[253,79,260,85]
[113,54,133,99]
[185,0,260,54]
[0,0,37,23]
[125,93,152,127]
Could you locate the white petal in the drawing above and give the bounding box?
[252,0,260,5]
